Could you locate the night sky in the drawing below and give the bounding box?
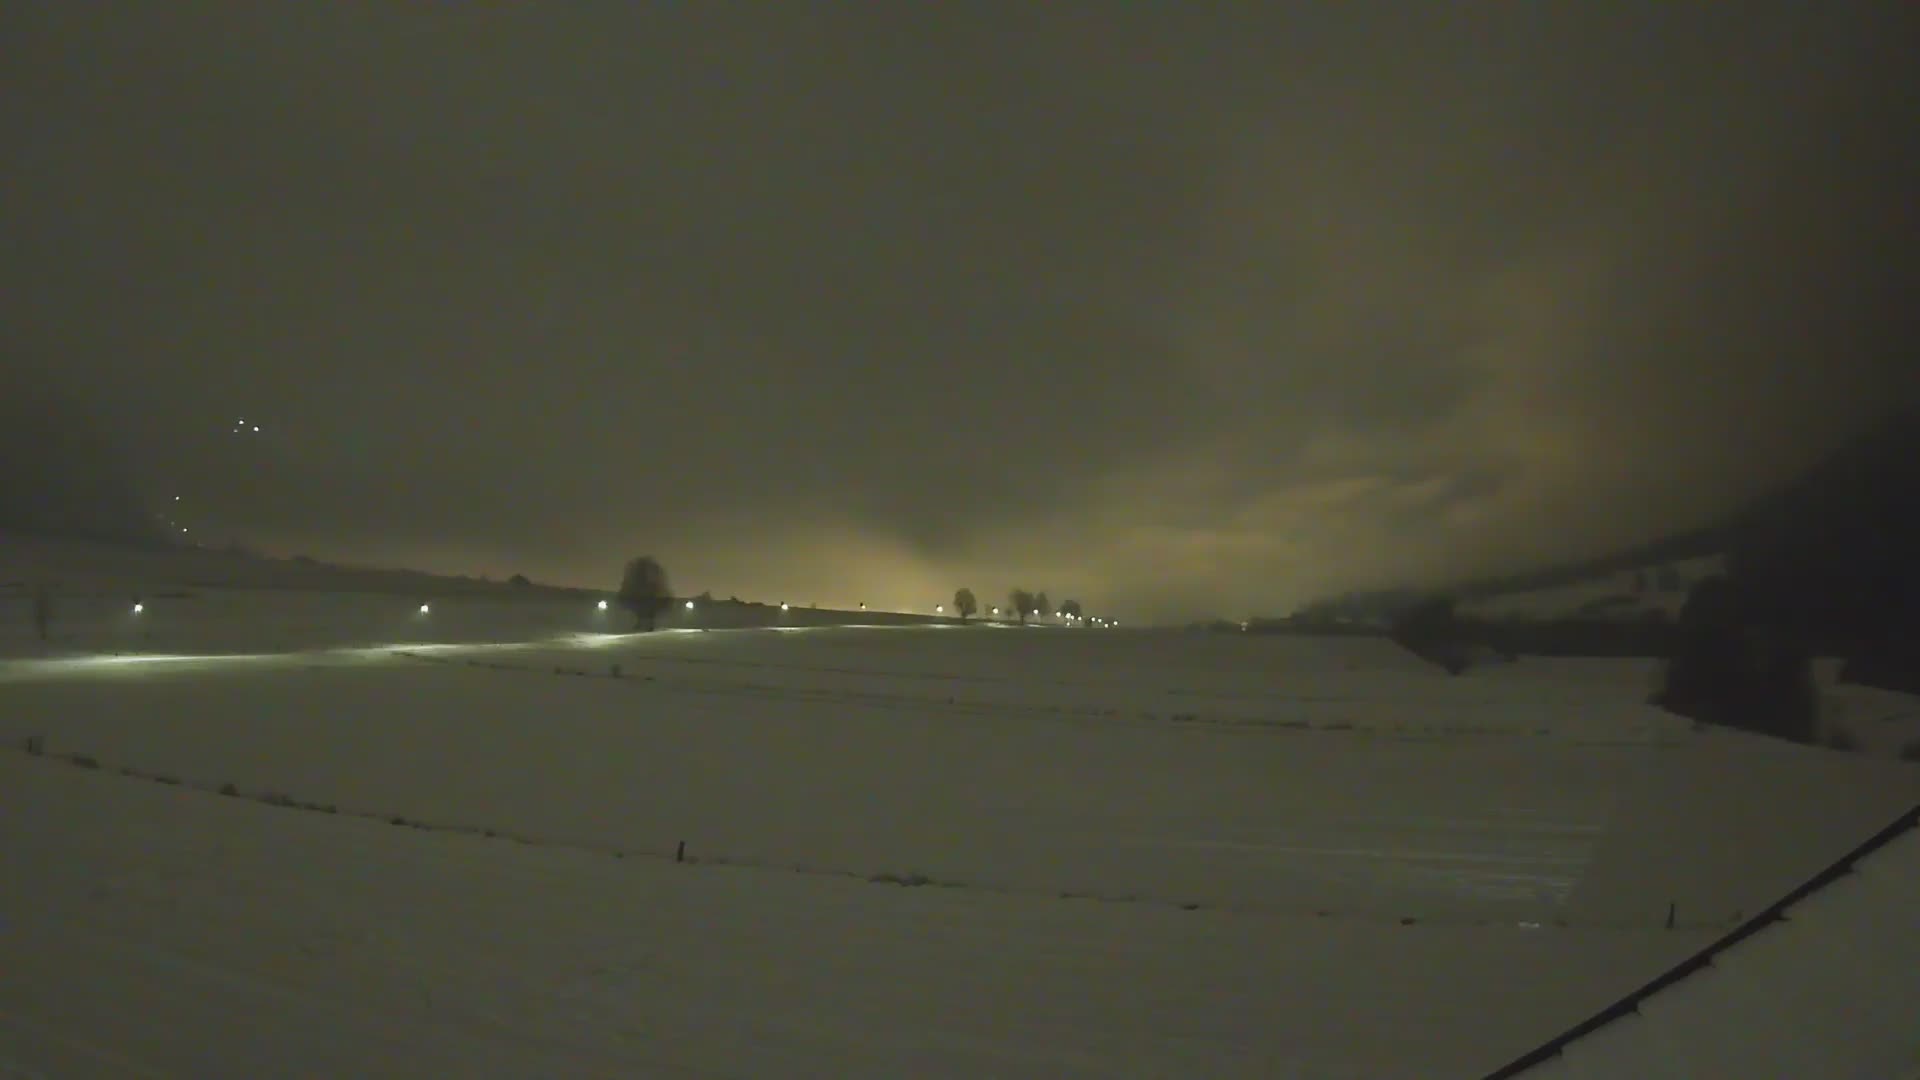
[5,5,1916,621]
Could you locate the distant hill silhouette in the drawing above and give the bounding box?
[1305,406,1920,638]
[1722,408,1920,648]
[0,385,159,546]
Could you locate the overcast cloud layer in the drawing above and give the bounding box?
[6,4,1916,620]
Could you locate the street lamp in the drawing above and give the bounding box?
[418,604,430,614]
[685,600,695,610]
[596,599,609,611]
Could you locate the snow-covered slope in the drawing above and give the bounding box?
[1462,555,1726,624]
[1501,807,1920,1079]
[5,622,1918,1076]
[0,533,951,657]
[0,744,1717,1080]
[0,532,583,598]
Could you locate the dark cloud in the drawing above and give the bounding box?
[5,4,1915,620]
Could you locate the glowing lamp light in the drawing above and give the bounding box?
[935,604,944,613]
[780,602,790,611]
[685,600,695,610]
[418,604,431,614]
[131,603,144,614]
[596,599,609,611]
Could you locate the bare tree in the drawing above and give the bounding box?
[1035,592,1051,619]
[953,587,978,621]
[617,556,673,631]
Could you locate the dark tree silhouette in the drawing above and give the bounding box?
[616,556,673,631]
[953,587,978,621]
[1060,599,1084,620]
[1035,592,1051,618]
[509,573,531,587]
[1009,589,1035,625]
[1389,594,1473,675]
[1652,575,1817,744]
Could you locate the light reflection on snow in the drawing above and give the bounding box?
[0,652,280,680]
[398,641,543,654]
[2,619,1041,683]
[80,653,274,666]
[560,632,633,648]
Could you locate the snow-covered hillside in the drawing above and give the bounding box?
[2,533,1916,1076]
[0,532,587,598]
[1461,555,1726,624]
[0,532,953,655]
[0,741,1734,1080]
[4,614,1918,1075]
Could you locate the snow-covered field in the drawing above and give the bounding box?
[4,598,1917,1075]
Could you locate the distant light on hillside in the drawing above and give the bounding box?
[596,599,609,611]
[781,602,790,610]
[418,604,430,614]
[685,600,695,610]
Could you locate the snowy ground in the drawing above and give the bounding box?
[4,620,1917,1076]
